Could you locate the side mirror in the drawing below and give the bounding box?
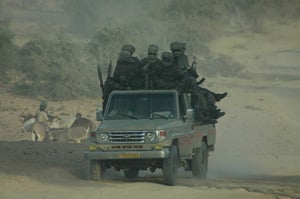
[96,110,103,121]
[183,108,194,121]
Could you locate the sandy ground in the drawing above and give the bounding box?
[1,12,300,199]
[2,73,300,199]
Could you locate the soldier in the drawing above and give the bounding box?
[121,44,140,63]
[159,50,224,124]
[170,42,190,72]
[102,44,140,112]
[140,44,162,89]
[113,45,142,90]
[155,52,185,90]
[170,41,227,102]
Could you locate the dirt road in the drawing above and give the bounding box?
[0,141,298,199]
[1,70,299,199]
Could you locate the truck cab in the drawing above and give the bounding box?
[84,89,216,185]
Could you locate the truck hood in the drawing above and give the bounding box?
[98,119,182,132]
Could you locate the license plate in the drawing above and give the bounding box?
[118,153,140,159]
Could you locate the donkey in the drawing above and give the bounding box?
[31,121,50,141]
[20,113,61,141]
[70,117,96,135]
[46,126,90,143]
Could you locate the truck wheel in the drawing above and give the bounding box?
[163,146,178,185]
[192,141,208,179]
[124,168,139,178]
[87,160,105,181]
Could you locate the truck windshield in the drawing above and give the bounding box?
[104,93,177,120]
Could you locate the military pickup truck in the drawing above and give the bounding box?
[84,89,216,185]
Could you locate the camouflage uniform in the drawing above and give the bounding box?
[121,44,140,64]
[155,52,185,90]
[113,49,142,90]
[102,44,141,112]
[170,42,227,123]
[170,42,199,78]
[140,44,163,89]
[170,42,190,71]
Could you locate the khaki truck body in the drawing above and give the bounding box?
[84,89,216,185]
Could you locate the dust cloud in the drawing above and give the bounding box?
[0,1,300,198]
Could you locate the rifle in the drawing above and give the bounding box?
[107,60,112,79]
[97,64,104,94]
[191,56,197,72]
[190,56,205,84]
[188,56,199,78]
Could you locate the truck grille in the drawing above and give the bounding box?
[108,131,147,143]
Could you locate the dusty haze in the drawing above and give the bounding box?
[0,0,300,198]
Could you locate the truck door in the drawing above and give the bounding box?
[177,94,194,158]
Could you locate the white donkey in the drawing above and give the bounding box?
[20,114,63,141]
[20,113,94,143]
[47,116,96,143]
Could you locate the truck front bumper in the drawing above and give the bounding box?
[84,148,170,160]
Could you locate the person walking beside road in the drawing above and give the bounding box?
[35,99,61,127]
[36,99,49,124]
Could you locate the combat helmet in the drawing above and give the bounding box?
[118,50,132,62]
[170,42,185,57]
[121,44,136,55]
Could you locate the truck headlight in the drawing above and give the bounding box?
[158,130,166,142]
[145,132,156,143]
[98,133,109,143]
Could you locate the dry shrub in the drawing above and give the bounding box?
[3,0,300,100]
[14,33,99,100]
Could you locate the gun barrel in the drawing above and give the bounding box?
[97,64,104,88]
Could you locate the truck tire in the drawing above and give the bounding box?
[163,146,178,185]
[192,141,208,179]
[87,160,105,181]
[124,168,139,178]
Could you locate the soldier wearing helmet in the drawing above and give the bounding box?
[154,52,185,90]
[121,44,135,54]
[113,44,142,90]
[121,44,140,63]
[140,44,163,89]
[170,42,190,71]
[171,41,227,102]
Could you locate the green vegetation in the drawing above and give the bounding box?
[14,33,98,100]
[0,21,13,48]
[1,0,300,100]
[0,19,17,83]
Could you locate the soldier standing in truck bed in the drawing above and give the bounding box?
[121,44,140,63]
[113,44,142,90]
[155,52,185,89]
[156,52,210,122]
[140,44,163,89]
